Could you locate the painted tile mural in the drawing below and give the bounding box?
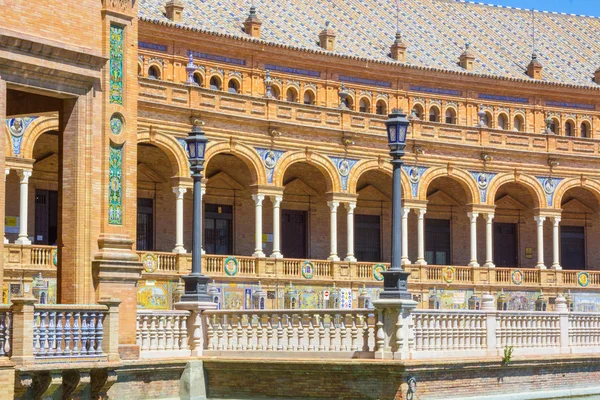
[137,280,175,310]
[572,293,600,312]
[109,25,124,105]
[108,144,123,225]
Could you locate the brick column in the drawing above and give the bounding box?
[10,297,36,365]
[98,297,122,362]
[0,79,5,300]
[3,169,8,245]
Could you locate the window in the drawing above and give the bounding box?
[481,112,492,128]
[148,66,160,80]
[193,73,203,86]
[497,114,508,130]
[445,108,456,124]
[376,100,387,115]
[412,104,424,120]
[227,79,239,94]
[303,90,315,105]
[271,85,281,100]
[359,98,370,113]
[209,76,221,90]
[286,87,298,102]
[513,115,524,132]
[204,204,233,255]
[425,219,450,265]
[549,118,558,134]
[137,198,154,251]
[429,106,440,122]
[581,122,590,138]
[565,121,574,136]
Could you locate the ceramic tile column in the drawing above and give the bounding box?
[327,201,340,261]
[401,207,411,265]
[172,186,187,254]
[270,195,283,258]
[552,216,561,270]
[415,208,427,265]
[344,202,356,262]
[484,213,495,268]
[15,169,32,245]
[534,216,546,269]
[468,212,479,267]
[252,194,265,257]
[3,168,9,244]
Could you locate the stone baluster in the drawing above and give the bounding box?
[318,315,326,352]
[180,315,189,351]
[141,315,150,351]
[286,315,295,351]
[0,313,7,356]
[340,315,348,351]
[351,315,359,351]
[33,311,41,357]
[48,311,56,356]
[375,310,385,356]
[64,312,72,356]
[297,317,305,351]
[206,315,215,351]
[266,316,274,351]
[172,315,180,351]
[236,317,244,350]
[308,316,316,351]
[226,316,234,351]
[164,315,173,351]
[149,314,158,351]
[276,315,284,351]
[361,315,370,352]
[246,315,254,350]
[73,312,81,355]
[81,312,89,354]
[40,311,48,356]
[158,315,167,351]
[95,312,104,355]
[256,315,264,351]
[326,314,335,351]
[217,316,225,351]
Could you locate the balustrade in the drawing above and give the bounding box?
[569,314,600,348]
[0,306,11,357]
[136,310,192,358]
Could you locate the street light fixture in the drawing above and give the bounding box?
[181,117,211,302]
[380,109,412,300]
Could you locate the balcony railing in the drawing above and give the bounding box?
[136,310,191,358]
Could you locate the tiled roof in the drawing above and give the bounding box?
[139,0,600,88]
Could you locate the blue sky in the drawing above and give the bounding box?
[480,0,599,17]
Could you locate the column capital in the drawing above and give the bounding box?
[172,186,188,199]
[467,212,479,221]
[252,194,265,205]
[344,201,356,212]
[415,208,426,218]
[401,208,410,218]
[270,194,283,207]
[17,169,32,182]
[484,213,495,222]
[327,201,339,211]
[534,215,547,224]
[552,216,561,226]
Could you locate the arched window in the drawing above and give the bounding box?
[227,79,240,94]
[209,76,221,90]
[271,85,281,100]
[429,106,440,122]
[303,90,315,105]
[581,122,591,138]
[497,114,508,130]
[148,65,160,80]
[286,87,298,102]
[193,73,203,86]
[376,100,387,115]
[549,118,559,134]
[445,108,456,124]
[412,104,424,120]
[513,115,524,132]
[359,98,370,113]
[342,96,354,110]
[482,112,492,128]
[565,121,574,136]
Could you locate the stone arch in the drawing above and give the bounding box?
[553,177,600,210]
[137,130,190,178]
[486,172,546,208]
[205,141,267,186]
[418,166,479,204]
[147,60,163,80]
[273,150,341,192]
[347,159,410,197]
[20,114,59,159]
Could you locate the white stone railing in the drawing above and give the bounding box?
[202,309,375,358]
[33,305,108,359]
[136,310,192,359]
[0,306,11,357]
[568,313,600,349]
[413,310,487,353]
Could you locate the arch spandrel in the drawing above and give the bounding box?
[347,159,410,198]
[272,150,341,193]
[417,166,480,204]
[486,172,546,208]
[553,177,600,210]
[205,141,267,186]
[18,115,59,159]
[137,130,190,178]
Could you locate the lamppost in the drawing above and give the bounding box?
[181,118,211,302]
[379,109,412,300]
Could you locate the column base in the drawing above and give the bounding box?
[469,261,480,267]
[15,237,31,245]
[180,274,212,302]
[536,263,547,270]
[344,255,357,262]
[401,258,411,266]
[378,270,412,300]
[270,251,283,259]
[327,255,340,262]
[253,250,265,258]
[172,246,187,254]
[484,262,495,269]
[551,263,562,270]
[414,259,427,266]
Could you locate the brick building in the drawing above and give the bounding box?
[2,0,600,372]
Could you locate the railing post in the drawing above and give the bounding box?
[175,301,217,356]
[372,298,417,360]
[10,296,36,365]
[98,297,122,362]
[555,294,570,353]
[481,293,497,356]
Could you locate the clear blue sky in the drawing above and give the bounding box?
[482,0,599,16]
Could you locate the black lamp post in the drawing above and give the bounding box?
[379,109,412,300]
[181,118,211,302]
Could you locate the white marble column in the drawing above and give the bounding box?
[327,201,340,261]
[401,207,411,265]
[468,212,479,267]
[484,213,495,268]
[172,186,187,254]
[534,216,546,269]
[15,169,32,245]
[344,202,356,262]
[415,208,427,265]
[552,216,561,270]
[252,194,265,257]
[270,195,283,258]
[3,169,9,244]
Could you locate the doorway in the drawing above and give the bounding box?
[137,198,154,251]
[281,209,307,259]
[355,214,381,262]
[34,189,58,245]
[494,222,518,267]
[425,219,451,265]
[205,204,233,255]
[561,226,585,270]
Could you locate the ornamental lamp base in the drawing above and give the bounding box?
[180,274,212,302]
[378,269,412,300]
